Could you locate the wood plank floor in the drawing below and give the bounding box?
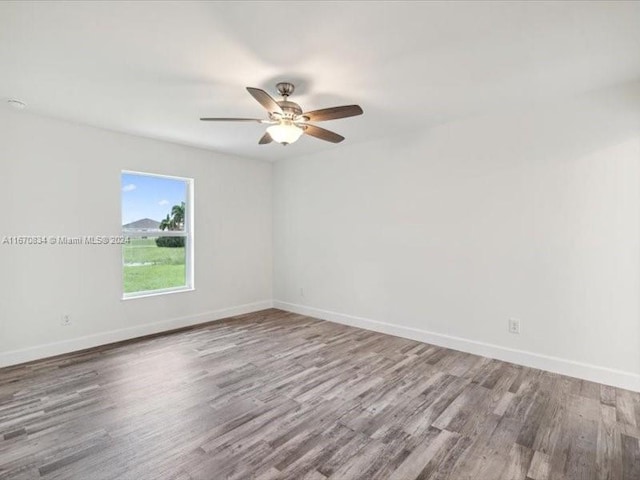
[1,309,639,479]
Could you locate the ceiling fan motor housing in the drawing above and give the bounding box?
[277,100,302,118]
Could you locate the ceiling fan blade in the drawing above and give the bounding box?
[303,125,345,143]
[246,87,283,115]
[258,132,273,145]
[200,117,265,122]
[302,105,363,122]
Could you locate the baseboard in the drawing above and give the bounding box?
[5,299,638,393]
[0,300,274,368]
[274,300,640,393]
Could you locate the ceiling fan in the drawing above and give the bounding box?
[200,82,363,146]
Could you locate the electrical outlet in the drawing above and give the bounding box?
[508,318,520,334]
[300,287,305,297]
[61,314,71,326]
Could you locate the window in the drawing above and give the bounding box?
[121,171,193,298]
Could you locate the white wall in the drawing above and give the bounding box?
[0,109,273,365]
[274,84,640,390]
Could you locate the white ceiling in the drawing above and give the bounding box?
[1,1,639,161]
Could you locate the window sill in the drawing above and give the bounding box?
[121,286,195,301]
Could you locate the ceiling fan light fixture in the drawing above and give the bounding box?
[266,120,303,145]
[200,83,363,146]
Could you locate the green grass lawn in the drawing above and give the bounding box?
[123,238,186,294]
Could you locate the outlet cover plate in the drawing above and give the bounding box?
[508,318,520,334]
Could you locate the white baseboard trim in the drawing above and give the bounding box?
[274,300,640,393]
[0,300,274,368]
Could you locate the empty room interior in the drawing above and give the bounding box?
[1,1,640,479]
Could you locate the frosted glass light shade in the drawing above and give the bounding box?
[267,121,303,145]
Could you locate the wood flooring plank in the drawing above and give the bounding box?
[621,434,640,480]
[527,450,551,480]
[385,428,453,480]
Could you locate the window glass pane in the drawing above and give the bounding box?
[121,172,191,296]
[122,173,187,233]
[122,236,186,293]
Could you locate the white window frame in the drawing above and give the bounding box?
[121,170,194,300]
